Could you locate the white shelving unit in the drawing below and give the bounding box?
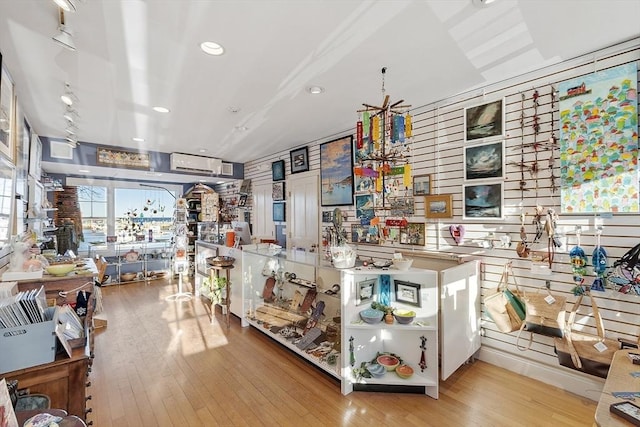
[87,241,171,284]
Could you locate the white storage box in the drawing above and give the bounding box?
[0,306,58,374]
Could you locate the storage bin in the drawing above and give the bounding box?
[0,307,58,374]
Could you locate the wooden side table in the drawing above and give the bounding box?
[594,349,639,426]
[210,265,233,329]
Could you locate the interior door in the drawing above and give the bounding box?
[287,171,319,250]
[252,182,274,240]
[440,260,481,380]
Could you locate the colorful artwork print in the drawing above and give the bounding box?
[464,98,504,142]
[559,62,638,213]
[463,183,502,219]
[400,222,425,246]
[351,224,379,244]
[97,147,150,170]
[464,141,504,180]
[320,136,354,206]
[355,194,374,219]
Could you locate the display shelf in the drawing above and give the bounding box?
[195,241,243,316]
[87,241,171,285]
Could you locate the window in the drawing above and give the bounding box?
[78,185,107,252]
[115,188,175,242]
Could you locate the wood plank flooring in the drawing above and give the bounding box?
[89,278,597,426]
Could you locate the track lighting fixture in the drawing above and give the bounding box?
[53,0,76,13]
[52,9,76,51]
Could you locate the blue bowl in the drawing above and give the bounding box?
[360,308,384,324]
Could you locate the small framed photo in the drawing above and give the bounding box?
[273,202,286,222]
[400,222,425,246]
[272,182,285,201]
[464,98,505,142]
[394,280,421,307]
[424,194,453,219]
[238,194,248,207]
[290,146,309,174]
[413,174,432,196]
[272,159,285,181]
[356,278,377,306]
[322,211,333,223]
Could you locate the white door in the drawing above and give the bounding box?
[252,182,274,240]
[287,171,319,250]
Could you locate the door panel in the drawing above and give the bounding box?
[287,172,319,250]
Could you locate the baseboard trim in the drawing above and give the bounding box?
[477,346,604,401]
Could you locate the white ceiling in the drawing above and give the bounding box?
[1,0,639,181]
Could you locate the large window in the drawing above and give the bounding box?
[115,188,175,242]
[78,185,107,252]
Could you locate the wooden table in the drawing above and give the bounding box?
[595,349,640,426]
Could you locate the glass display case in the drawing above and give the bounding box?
[197,221,231,245]
[88,241,172,284]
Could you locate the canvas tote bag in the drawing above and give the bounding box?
[484,261,526,333]
[516,287,567,350]
[553,291,619,378]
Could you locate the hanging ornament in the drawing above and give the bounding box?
[356,119,363,149]
[393,114,404,143]
[405,113,412,138]
[419,336,427,371]
[372,115,381,147]
[570,228,587,294]
[591,227,608,292]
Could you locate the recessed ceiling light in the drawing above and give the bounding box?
[472,0,497,7]
[153,106,170,113]
[199,149,207,153]
[234,125,249,132]
[61,94,73,106]
[200,41,225,56]
[78,169,90,173]
[307,86,324,95]
[132,137,145,142]
[216,181,225,185]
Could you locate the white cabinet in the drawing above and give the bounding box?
[340,268,440,397]
[241,247,473,398]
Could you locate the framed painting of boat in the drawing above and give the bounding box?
[320,136,354,206]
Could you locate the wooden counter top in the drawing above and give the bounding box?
[595,349,640,426]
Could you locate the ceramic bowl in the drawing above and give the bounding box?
[393,309,416,325]
[366,363,386,378]
[359,308,384,324]
[120,272,137,282]
[395,364,414,379]
[392,258,413,270]
[376,354,400,371]
[46,263,75,276]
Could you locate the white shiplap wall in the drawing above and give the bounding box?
[240,40,640,400]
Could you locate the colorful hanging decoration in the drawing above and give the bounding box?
[569,228,588,294]
[419,336,427,372]
[591,227,608,291]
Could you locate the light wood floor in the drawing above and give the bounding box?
[89,278,597,427]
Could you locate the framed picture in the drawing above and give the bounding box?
[238,194,248,207]
[354,174,375,194]
[29,133,42,179]
[322,211,333,223]
[289,146,309,174]
[97,146,150,170]
[272,159,285,181]
[351,224,379,245]
[0,64,15,162]
[413,174,432,196]
[400,222,425,246]
[355,194,374,219]
[320,135,354,206]
[273,201,286,222]
[394,280,421,307]
[272,182,285,201]
[356,278,377,306]
[15,115,30,198]
[424,194,453,219]
[464,98,505,142]
[389,196,415,216]
[463,182,503,219]
[464,140,504,180]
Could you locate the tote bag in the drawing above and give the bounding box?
[484,262,526,333]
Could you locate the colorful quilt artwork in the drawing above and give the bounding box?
[559,62,638,213]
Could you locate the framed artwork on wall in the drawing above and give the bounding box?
[355,194,374,219]
[394,280,421,307]
[15,115,30,198]
[272,159,285,181]
[351,224,379,245]
[424,194,453,219]
[413,174,432,196]
[400,222,425,246]
[0,64,15,162]
[97,147,150,170]
[356,278,377,306]
[289,146,309,174]
[464,140,504,180]
[463,182,503,219]
[464,98,505,142]
[272,182,285,201]
[29,133,42,179]
[273,201,286,222]
[320,135,354,206]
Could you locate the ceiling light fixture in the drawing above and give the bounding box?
[62,107,78,122]
[78,169,90,173]
[66,135,78,147]
[53,0,76,12]
[52,9,76,51]
[60,83,76,106]
[132,137,145,142]
[153,106,170,113]
[64,125,77,135]
[307,86,324,95]
[200,41,225,56]
[472,0,498,7]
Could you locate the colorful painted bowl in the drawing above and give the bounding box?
[359,308,384,324]
[376,354,400,371]
[393,309,416,324]
[396,364,414,379]
[366,363,386,378]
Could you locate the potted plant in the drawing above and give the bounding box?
[200,276,227,305]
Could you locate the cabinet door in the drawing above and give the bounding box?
[287,172,319,250]
[440,260,481,380]
[252,183,274,239]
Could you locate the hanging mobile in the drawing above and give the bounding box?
[419,336,427,372]
[569,227,587,294]
[591,226,608,292]
[349,336,355,367]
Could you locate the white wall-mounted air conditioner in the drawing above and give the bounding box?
[170,153,222,174]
